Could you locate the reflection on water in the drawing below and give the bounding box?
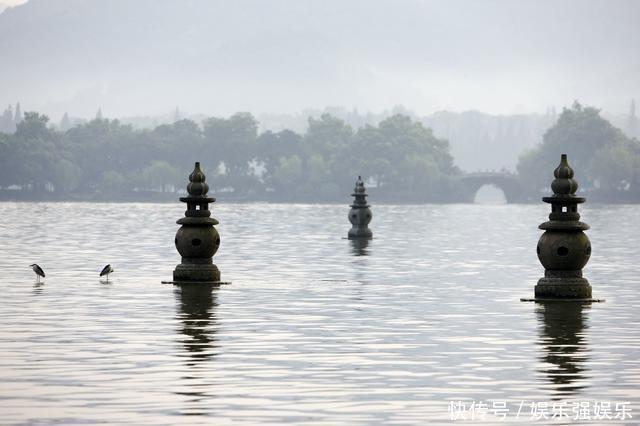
[349,238,370,256]
[174,284,219,417]
[0,202,639,424]
[32,282,44,294]
[175,284,219,365]
[537,302,590,398]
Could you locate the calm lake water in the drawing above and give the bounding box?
[0,202,638,424]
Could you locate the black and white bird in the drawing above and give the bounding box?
[100,264,114,281]
[29,264,45,282]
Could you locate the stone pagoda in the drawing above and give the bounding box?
[172,162,223,284]
[348,176,373,240]
[534,154,593,299]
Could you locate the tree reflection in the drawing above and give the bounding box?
[536,302,591,398]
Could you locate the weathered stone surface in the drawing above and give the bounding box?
[175,226,220,259]
[348,176,373,240]
[172,162,224,284]
[534,154,593,299]
[173,263,220,282]
[536,231,591,271]
[535,278,592,299]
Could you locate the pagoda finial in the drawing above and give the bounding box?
[551,154,578,196]
[187,162,209,196]
[355,175,365,193]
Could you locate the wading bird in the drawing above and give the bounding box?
[29,264,45,282]
[100,264,114,281]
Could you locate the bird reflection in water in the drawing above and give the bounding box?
[536,302,591,399]
[174,284,220,416]
[350,238,370,256]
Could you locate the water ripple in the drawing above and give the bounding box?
[0,202,638,424]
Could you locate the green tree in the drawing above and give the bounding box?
[0,105,14,133]
[271,155,303,195]
[0,108,465,202]
[149,119,204,180]
[14,102,22,125]
[517,101,639,196]
[303,114,354,195]
[142,160,178,192]
[9,112,59,191]
[257,129,304,177]
[351,114,458,200]
[590,143,635,191]
[59,112,72,131]
[202,112,259,193]
[53,158,83,192]
[0,133,11,187]
[101,170,126,193]
[64,118,141,191]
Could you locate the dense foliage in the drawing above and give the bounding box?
[0,112,460,202]
[517,102,640,200]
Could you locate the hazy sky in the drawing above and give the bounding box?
[0,0,26,6]
[0,0,638,119]
[0,0,24,14]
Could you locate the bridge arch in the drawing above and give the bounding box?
[473,184,507,204]
[460,172,525,203]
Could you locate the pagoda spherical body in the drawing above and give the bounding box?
[348,208,372,228]
[537,231,591,271]
[172,162,223,284]
[175,226,220,259]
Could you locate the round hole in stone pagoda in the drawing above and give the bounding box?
[537,245,540,254]
[191,238,202,246]
[557,246,569,256]
[215,238,220,246]
[586,245,591,255]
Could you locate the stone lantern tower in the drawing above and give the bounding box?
[172,162,223,284]
[348,176,373,239]
[534,154,592,299]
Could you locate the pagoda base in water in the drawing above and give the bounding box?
[162,280,231,285]
[534,276,592,299]
[521,297,604,302]
[347,230,373,240]
[521,275,602,302]
[163,263,230,285]
[173,263,220,282]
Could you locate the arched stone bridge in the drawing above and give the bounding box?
[459,171,526,203]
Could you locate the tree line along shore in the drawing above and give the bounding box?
[0,102,639,203]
